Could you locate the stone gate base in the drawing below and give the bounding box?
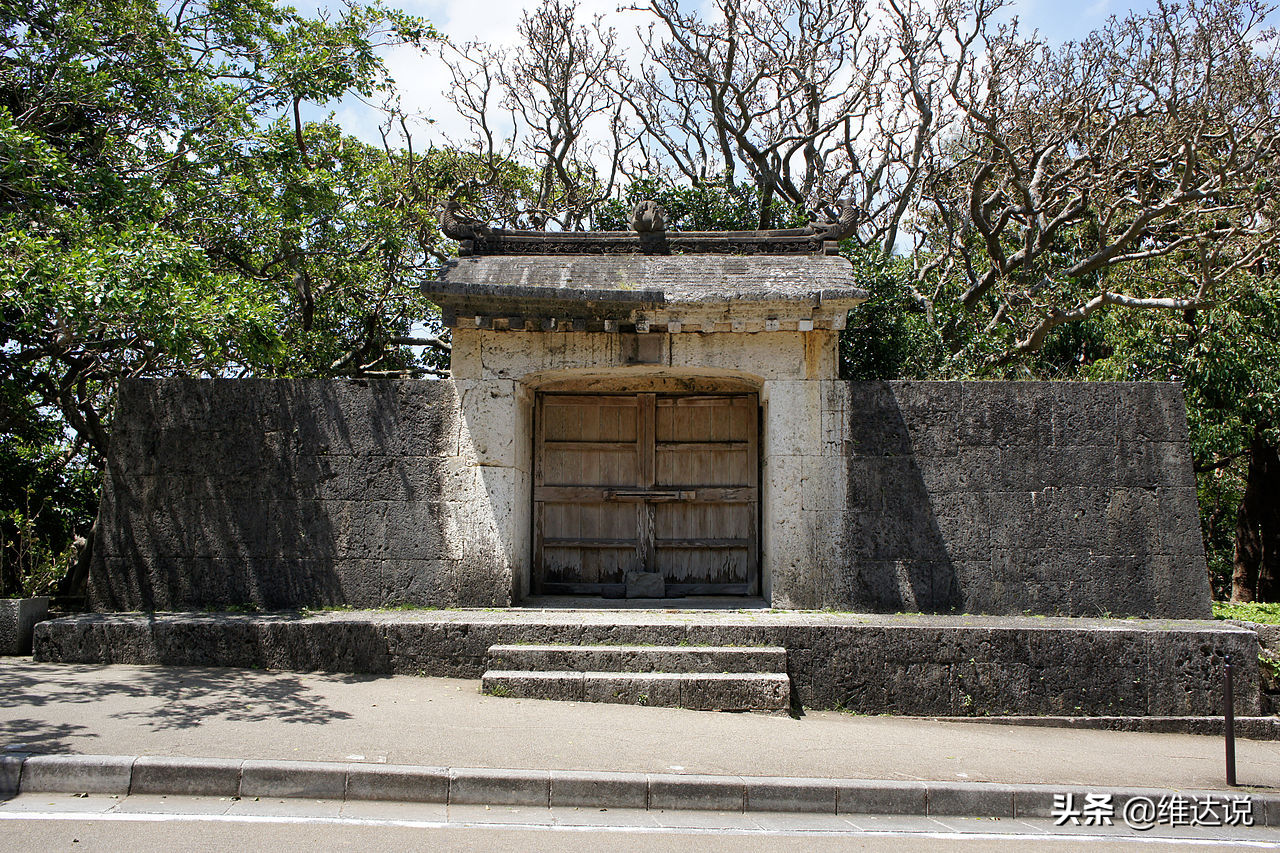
[33,610,1260,718]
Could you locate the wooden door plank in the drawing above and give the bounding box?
[655,440,749,449]
[540,394,645,407]
[544,537,643,548]
[534,486,609,502]
[638,393,655,488]
[638,502,655,572]
[536,392,643,589]
[745,391,759,594]
[656,538,752,548]
[652,393,758,587]
[536,390,759,596]
[543,440,640,451]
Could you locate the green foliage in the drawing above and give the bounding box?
[594,177,808,232]
[1086,270,1280,597]
[0,388,97,597]
[1,0,448,595]
[838,253,949,380]
[1212,601,1280,624]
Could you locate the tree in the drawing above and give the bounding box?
[630,0,998,238]
[592,175,808,232]
[0,386,97,597]
[1,0,447,596]
[1086,268,1280,601]
[441,0,635,230]
[918,0,1280,369]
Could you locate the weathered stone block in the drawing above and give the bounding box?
[625,570,665,598]
[0,597,49,655]
[678,673,790,711]
[581,672,683,707]
[764,380,822,456]
[91,378,512,612]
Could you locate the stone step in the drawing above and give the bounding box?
[481,670,791,711]
[485,644,787,674]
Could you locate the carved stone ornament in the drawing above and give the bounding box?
[440,200,491,241]
[806,198,859,242]
[629,200,667,233]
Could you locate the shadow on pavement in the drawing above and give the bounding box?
[1,719,94,756]
[0,664,355,738]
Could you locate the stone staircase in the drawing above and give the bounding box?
[481,644,791,711]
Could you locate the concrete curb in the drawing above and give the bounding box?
[3,754,1278,827]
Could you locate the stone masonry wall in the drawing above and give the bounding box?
[92,377,1210,618]
[90,378,513,611]
[821,381,1211,618]
[33,611,1261,717]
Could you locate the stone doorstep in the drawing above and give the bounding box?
[485,643,788,674]
[481,670,792,711]
[5,754,1279,827]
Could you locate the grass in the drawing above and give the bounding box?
[1212,601,1280,625]
[298,603,451,616]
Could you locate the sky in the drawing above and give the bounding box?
[303,0,1161,153]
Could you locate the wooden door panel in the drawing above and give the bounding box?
[654,502,754,540]
[656,447,751,487]
[535,392,758,596]
[657,396,753,441]
[652,394,757,593]
[542,447,638,487]
[656,546,751,585]
[543,395,641,439]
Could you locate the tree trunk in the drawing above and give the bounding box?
[1232,429,1280,601]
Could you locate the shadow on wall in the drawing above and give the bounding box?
[841,380,1209,618]
[843,382,961,612]
[90,379,462,611]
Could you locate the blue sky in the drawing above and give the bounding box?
[389,0,1159,46]
[1008,0,1157,41]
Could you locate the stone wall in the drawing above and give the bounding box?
[821,381,1210,618]
[33,610,1260,717]
[92,378,1210,618]
[90,379,514,611]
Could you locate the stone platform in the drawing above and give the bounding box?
[33,609,1261,717]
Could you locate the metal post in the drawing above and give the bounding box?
[1225,655,1237,787]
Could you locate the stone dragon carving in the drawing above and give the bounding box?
[807,198,859,242]
[630,200,667,233]
[439,200,491,241]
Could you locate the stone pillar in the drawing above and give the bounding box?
[761,380,849,607]
[452,377,532,605]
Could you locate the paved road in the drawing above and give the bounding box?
[3,661,1279,790]
[2,794,1277,852]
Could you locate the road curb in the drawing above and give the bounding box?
[4,753,1278,826]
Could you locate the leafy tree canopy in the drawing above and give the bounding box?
[0,0,464,594]
[2,0,441,459]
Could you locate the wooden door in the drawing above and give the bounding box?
[534,392,758,596]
